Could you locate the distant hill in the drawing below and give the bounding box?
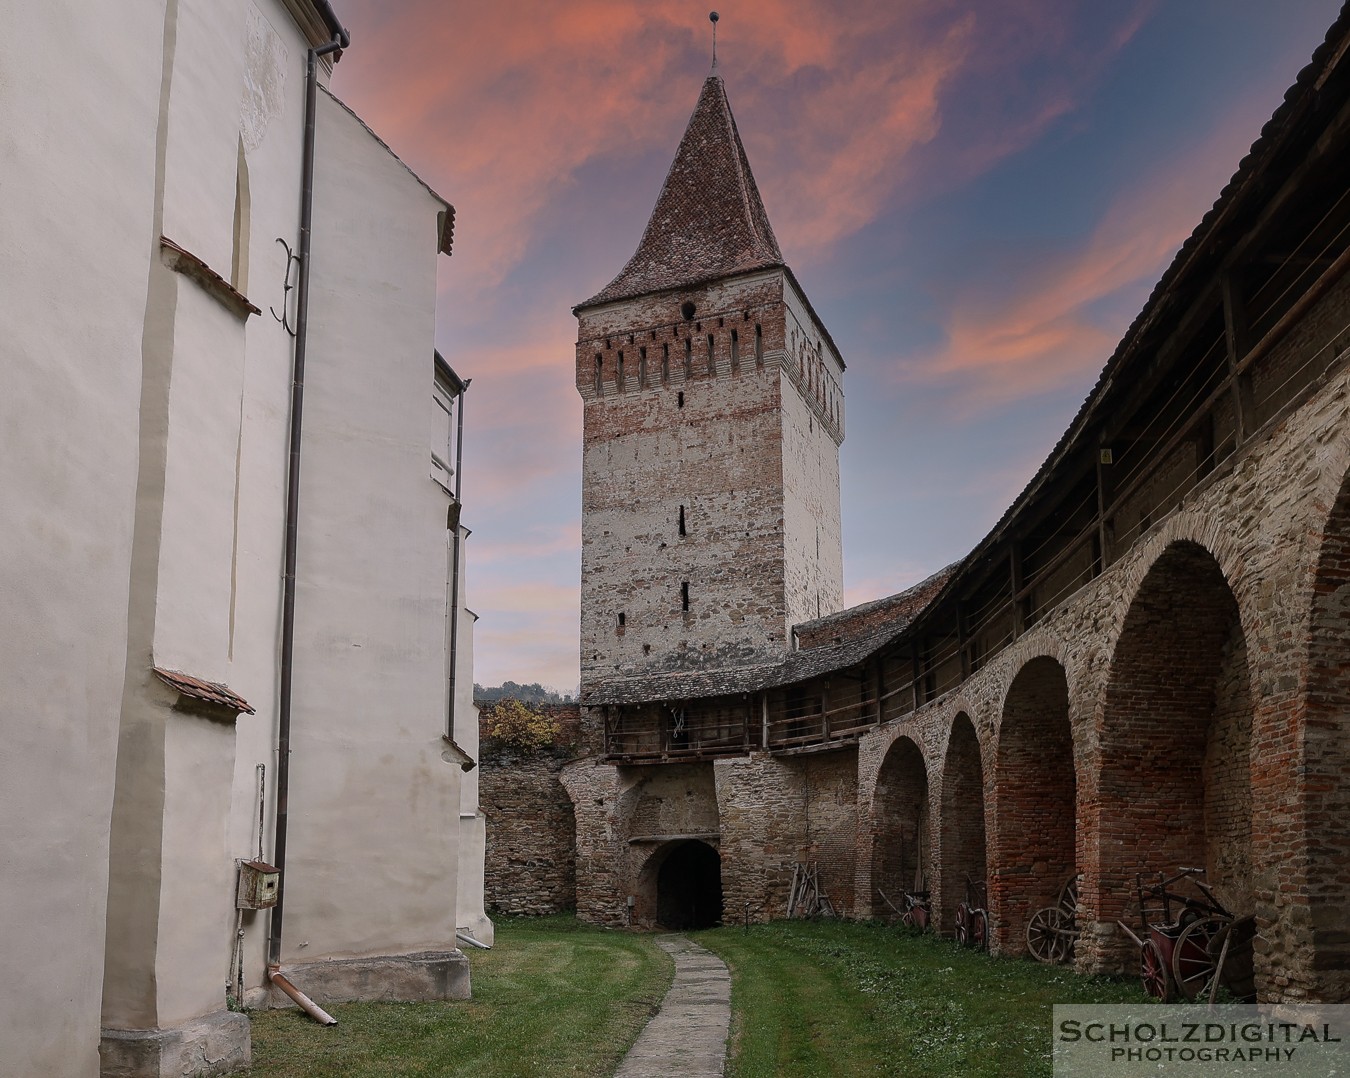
[474,681,575,706]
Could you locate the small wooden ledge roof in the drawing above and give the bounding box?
[153,667,255,714]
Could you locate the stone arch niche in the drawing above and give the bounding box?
[1300,470,1350,1000]
[990,657,1075,956]
[1091,540,1253,973]
[871,736,930,919]
[636,839,724,930]
[937,713,987,935]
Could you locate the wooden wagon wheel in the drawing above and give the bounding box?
[971,909,989,951]
[1057,873,1081,918]
[1172,916,1227,1001]
[955,902,971,945]
[1140,938,1172,1001]
[1027,906,1069,964]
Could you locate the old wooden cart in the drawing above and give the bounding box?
[955,875,989,950]
[1117,867,1256,1002]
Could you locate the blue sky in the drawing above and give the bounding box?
[330,0,1344,691]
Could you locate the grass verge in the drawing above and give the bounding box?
[698,920,1147,1078]
[240,915,671,1078]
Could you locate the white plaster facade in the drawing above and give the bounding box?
[0,4,487,1075]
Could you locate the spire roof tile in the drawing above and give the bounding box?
[577,75,784,310]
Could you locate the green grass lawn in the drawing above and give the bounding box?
[240,915,672,1078]
[243,916,1146,1077]
[697,920,1147,1078]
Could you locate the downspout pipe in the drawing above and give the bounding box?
[268,22,348,971]
[268,968,338,1026]
[446,379,471,738]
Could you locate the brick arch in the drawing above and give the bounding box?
[869,736,931,919]
[989,656,1076,957]
[853,719,943,919]
[1086,538,1253,974]
[858,717,942,805]
[936,711,988,935]
[1297,464,1350,1001]
[1103,510,1256,669]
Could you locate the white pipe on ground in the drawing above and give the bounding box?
[456,931,490,950]
[267,968,338,1025]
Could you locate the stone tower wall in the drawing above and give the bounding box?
[577,269,844,689]
[781,278,844,626]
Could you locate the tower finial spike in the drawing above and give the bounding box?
[709,11,719,72]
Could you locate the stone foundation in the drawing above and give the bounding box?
[99,1010,249,1078]
[251,951,470,1009]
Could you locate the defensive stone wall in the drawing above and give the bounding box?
[562,265,1350,1001]
[479,704,589,915]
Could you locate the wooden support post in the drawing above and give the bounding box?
[875,658,886,724]
[911,643,923,711]
[957,602,970,680]
[1222,273,1257,444]
[821,679,830,741]
[1009,545,1024,639]
[1095,445,1110,574]
[761,693,770,749]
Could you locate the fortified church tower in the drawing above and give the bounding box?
[574,67,845,695]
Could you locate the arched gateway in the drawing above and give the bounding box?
[641,839,724,930]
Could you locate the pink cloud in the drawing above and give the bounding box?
[471,521,582,568]
[469,578,579,689]
[333,0,1143,300]
[902,104,1266,410]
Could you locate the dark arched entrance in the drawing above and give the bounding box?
[1094,540,1252,972]
[872,736,929,919]
[938,713,987,936]
[656,840,723,929]
[992,657,1075,956]
[1301,470,1350,1000]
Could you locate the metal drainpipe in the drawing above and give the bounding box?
[268,20,349,971]
[446,380,470,738]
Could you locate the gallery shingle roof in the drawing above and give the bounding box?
[582,568,956,706]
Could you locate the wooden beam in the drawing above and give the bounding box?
[1009,544,1024,639]
[1095,443,1111,571]
[1222,273,1257,445]
[957,602,970,680]
[911,643,922,712]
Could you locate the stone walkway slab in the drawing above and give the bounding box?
[615,934,731,1078]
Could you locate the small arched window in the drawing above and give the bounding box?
[754,324,763,366]
[617,350,624,391]
[594,353,602,393]
[662,343,670,383]
[730,329,739,371]
[684,336,693,378]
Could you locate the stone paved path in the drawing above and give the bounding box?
[615,934,731,1078]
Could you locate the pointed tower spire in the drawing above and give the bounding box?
[577,69,784,309]
[710,11,719,73]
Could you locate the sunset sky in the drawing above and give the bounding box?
[331,0,1342,693]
